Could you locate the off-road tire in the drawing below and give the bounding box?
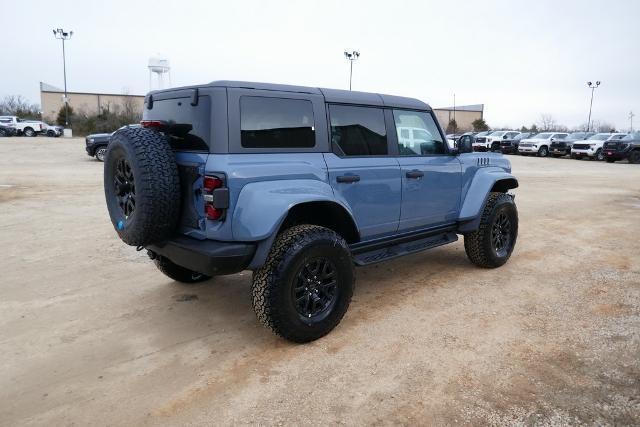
[464,192,518,268]
[104,127,180,246]
[95,147,107,162]
[629,150,640,164]
[153,256,211,283]
[491,143,500,152]
[23,127,35,137]
[537,146,549,157]
[605,158,615,163]
[251,225,354,343]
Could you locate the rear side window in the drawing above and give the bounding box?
[329,105,387,156]
[147,96,211,151]
[240,96,315,148]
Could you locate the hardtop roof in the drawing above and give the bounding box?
[148,80,431,110]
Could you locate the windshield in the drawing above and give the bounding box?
[608,134,626,141]
[533,133,552,139]
[568,132,587,139]
[514,133,528,140]
[589,134,610,140]
[622,132,640,141]
[490,131,506,137]
[476,131,490,137]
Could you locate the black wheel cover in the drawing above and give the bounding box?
[104,127,181,246]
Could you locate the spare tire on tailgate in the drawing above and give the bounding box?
[104,127,181,246]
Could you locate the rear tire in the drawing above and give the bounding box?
[251,225,354,343]
[605,158,615,163]
[23,127,35,137]
[464,192,518,268]
[629,151,640,164]
[595,149,604,161]
[153,256,211,283]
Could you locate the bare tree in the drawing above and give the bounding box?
[538,114,557,131]
[0,95,40,119]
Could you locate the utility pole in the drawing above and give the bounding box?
[53,28,73,127]
[343,50,360,91]
[630,111,635,132]
[586,81,600,132]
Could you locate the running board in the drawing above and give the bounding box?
[351,231,458,266]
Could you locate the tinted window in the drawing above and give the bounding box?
[329,105,387,156]
[147,96,211,151]
[394,110,445,155]
[240,96,314,149]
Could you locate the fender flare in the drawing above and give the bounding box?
[457,168,518,233]
[232,179,355,241]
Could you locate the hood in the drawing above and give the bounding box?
[86,133,111,139]
[521,138,547,143]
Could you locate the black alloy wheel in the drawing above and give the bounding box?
[114,158,135,218]
[491,212,513,258]
[293,257,338,320]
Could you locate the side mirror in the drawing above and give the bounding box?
[550,138,556,142]
[503,135,508,139]
[457,136,474,154]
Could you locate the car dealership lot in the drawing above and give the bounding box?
[1,137,638,425]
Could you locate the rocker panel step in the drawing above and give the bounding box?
[352,231,458,266]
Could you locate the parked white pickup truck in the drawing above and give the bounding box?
[0,116,48,136]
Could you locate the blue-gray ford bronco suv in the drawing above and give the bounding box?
[104,81,518,343]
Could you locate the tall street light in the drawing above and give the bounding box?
[53,28,73,127]
[629,111,635,132]
[344,50,360,91]
[586,81,600,132]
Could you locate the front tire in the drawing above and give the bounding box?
[464,192,518,268]
[95,147,107,162]
[595,149,604,161]
[251,225,354,343]
[153,256,211,283]
[537,146,549,157]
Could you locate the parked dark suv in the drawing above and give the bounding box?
[500,132,531,154]
[603,132,640,163]
[103,81,519,342]
[549,131,594,157]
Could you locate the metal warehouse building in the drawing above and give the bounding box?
[39,82,145,122]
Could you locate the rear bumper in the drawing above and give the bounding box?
[147,236,256,276]
[603,150,628,160]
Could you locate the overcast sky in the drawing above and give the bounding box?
[3,0,639,130]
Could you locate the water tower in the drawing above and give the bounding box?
[148,55,171,90]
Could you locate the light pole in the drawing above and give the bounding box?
[629,111,635,132]
[586,81,600,132]
[53,28,73,127]
[453,93,456,132]
[343,50,360,91]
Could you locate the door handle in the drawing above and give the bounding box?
[406,170,424,179]
[336,174,360,183]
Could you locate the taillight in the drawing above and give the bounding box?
[140,120,166,129]
[203,175,227,221]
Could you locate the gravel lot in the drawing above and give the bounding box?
[1,137,639,425]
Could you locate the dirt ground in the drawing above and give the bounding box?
[1,137,638,426]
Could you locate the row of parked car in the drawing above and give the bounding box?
[0,115,63,137]
[447,130,640,164]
